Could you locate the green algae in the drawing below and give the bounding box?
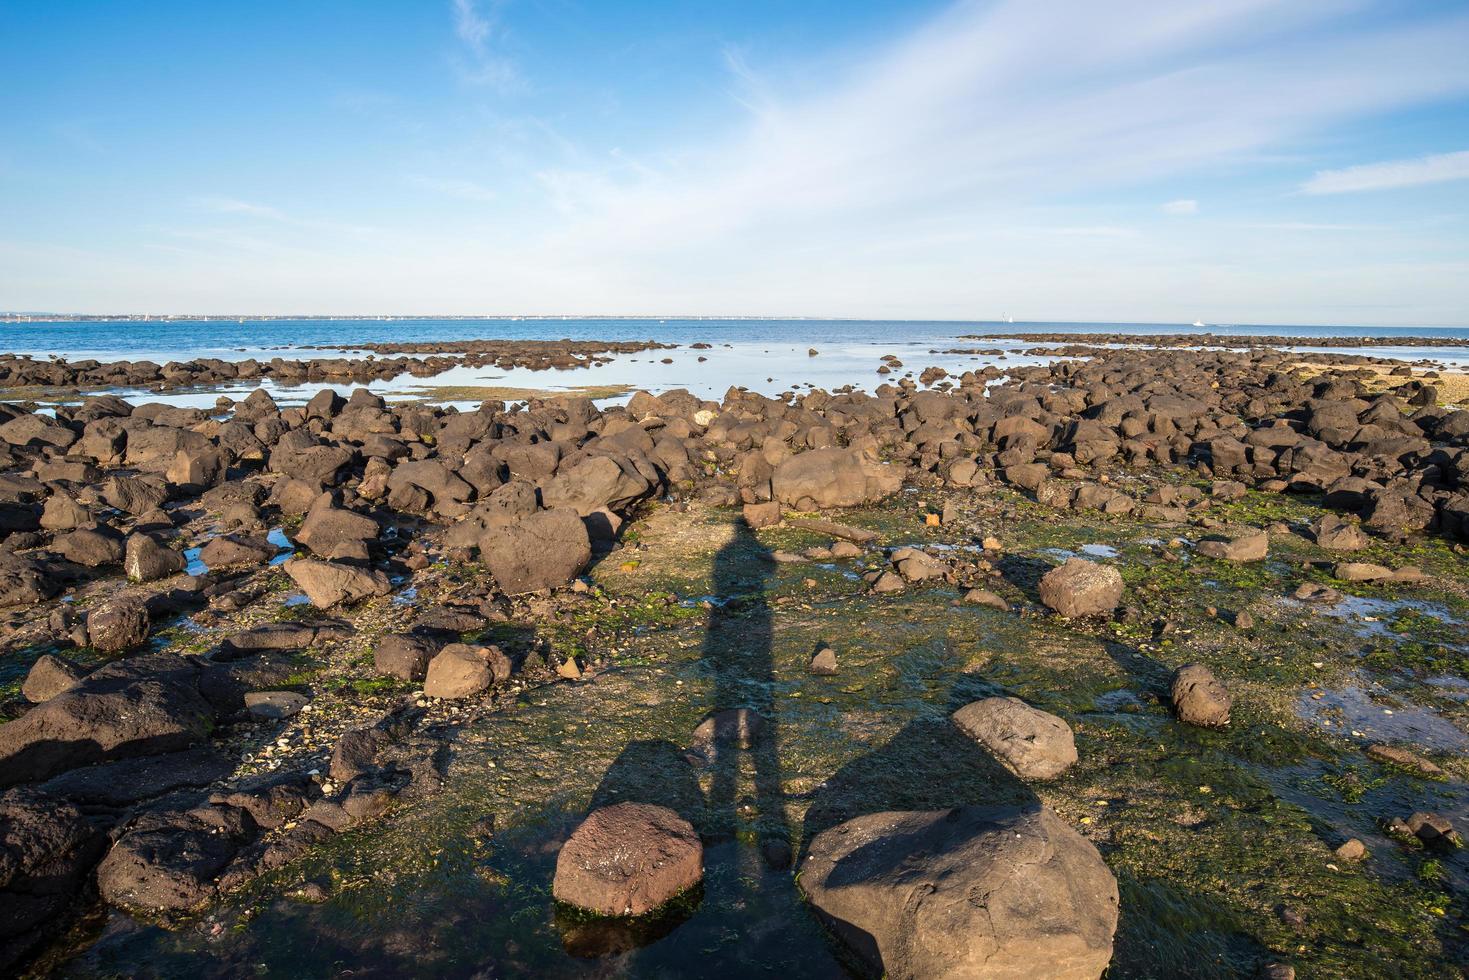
[50,489,1469,978]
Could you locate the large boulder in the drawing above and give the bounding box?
[285,559,391,609]
[1038,558,1123,618]
[96,808,249,913]
[0,654,213,787]
[374,633,442,682]
[198,533,278,569]
[799,805,1119,979]
[480,508,591,595]
[552,802,704,916]
[541,455,654,516]
[951,697,1078,780]
[296,496,378,560]
[0,788,106,971]
[771,448,902,510]
[0,557,60,608]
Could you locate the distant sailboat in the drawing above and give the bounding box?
[1192,319,1206,328]
[1001,313,1014,324]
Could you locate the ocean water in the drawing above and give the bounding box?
[4,318,1469,409]
[5,317,1469,361]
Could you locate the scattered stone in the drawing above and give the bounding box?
[962,588,1009,611]
[742,501,781,529]
[1334,838,1367,862]
[285,559,391,609]
[87,594,151,653]
[809,645,838,676]
[244,691,309,720]
[1366,743,1445,778]
[1404,811,1459,846]
[1313,515,1369,551]
[423,643,511,699]
[951,696,1078,780]
[124,533,186,582]
[1332,561,1393,582]
[1038,558,1123,618]
[1170,663,1231,728]
[1197,531,1268,562]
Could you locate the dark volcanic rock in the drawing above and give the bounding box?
[285,559,391,608]
[374,633,443,682]
[0,788,106,972]
[96,807,250,913]
[86,594,151,653]
[0,654,213,787]
[480,508,591,595]
[771,448,902,510]
[21,654,87,704]
[124,533,187,582]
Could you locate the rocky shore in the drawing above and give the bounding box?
[0,340,670,395]
[963,330,1469,349]
[1,342,1467,976]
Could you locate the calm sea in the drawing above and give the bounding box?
[4,317,1469,361]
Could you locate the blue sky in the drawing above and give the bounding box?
[2,0,1468,324]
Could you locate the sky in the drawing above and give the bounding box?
[2,0,1469,325]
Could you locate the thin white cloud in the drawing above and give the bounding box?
[192,196,287,220]
[407,175,499,203]
[1162,199,1199,215]
[451,0,518,90]
[1302,149,1469,194]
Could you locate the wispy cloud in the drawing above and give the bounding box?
[191,196,288,220]
[1302,149,1469,194]
[1162,199,1198,215]
[451,0,519,90]
[407,175,498,203]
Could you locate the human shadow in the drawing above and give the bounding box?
[799,682,1040,863]
[699,518,793,866]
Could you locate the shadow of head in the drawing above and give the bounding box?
[995,553,1053,603]
[799,712,1040,863]
[589,738,706,829]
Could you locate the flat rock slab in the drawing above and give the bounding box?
[245,691,309,720]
